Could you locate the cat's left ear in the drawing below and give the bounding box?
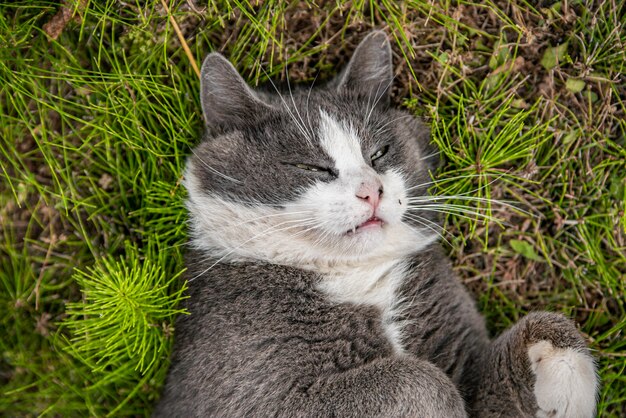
[335,30,393,104]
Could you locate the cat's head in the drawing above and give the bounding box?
[185,31,439,268]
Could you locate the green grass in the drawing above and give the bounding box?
[1,0,624,416]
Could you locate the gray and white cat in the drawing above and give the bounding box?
[153,31,598,417]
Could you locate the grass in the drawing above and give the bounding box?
[1,0,624,416]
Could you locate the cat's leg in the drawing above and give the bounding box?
[293,355,467,418]
[470,312,598,418]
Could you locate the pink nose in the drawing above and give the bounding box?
[356,180,384,209]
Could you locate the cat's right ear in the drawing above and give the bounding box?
[200,53,273,128]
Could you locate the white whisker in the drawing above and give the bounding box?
[403,213,450,245]
[371,115,411,136]
[190,148,242,184]
[365,76,396,125]
[188,219,318,282]
[407,204,504,224]
[260,66,313,147]
[232,210,315,227]
[286,66,314,144]
[405,173,498,192]
[419,150,441,161]
[408,195,527,214]
[305,71,320,138]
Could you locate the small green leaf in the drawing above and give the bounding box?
[510,239,543,261]
[550,2,563,13]
[489,46,510,70]
[474,39,491,52]
[541,42,569,70]
[512,99,529,109]
[566,78,585,93]
[562,131,578,144]
[582,90,599,103]
[609,173,624,200]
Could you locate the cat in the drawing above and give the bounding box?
[153,31,598,418]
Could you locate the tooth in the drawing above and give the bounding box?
[352,227,356,234]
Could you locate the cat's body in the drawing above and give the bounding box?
[154,32,598,417]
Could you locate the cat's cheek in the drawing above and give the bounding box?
[377,169,408,224]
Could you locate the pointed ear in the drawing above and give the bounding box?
[200,53,273,128]
[336,31,393,102]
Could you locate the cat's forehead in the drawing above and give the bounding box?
[318,109,369,172]
[263,91,385,158]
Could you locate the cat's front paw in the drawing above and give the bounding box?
[528,340,598,418]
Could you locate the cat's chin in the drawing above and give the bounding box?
[323,221,435,262]
[331,223,392,257]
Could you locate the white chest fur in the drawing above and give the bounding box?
[317,259,408,353]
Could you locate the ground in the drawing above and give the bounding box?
[0,0,624,416]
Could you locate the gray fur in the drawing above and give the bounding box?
[200,53,275,129]
[154,31,597,417]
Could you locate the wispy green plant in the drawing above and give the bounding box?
[405,45,552,241]
[428,95,550,240]
[64,247,187,374]
[62,245,188,415]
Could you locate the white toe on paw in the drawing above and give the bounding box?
[528,341,598,418]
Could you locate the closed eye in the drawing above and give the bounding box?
[284,162,336,176]
[370,145,389,163]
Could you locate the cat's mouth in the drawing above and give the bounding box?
[346,216,384,235]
